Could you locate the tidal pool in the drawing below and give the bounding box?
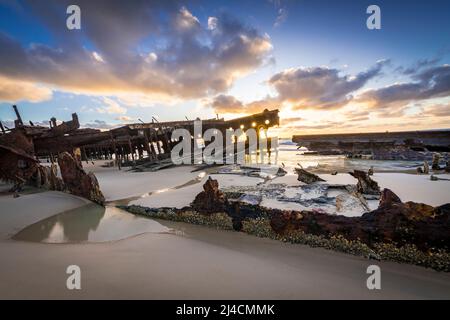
[12,204,170,243]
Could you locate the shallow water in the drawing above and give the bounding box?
[277,143,423,172]
[12,204,170,243]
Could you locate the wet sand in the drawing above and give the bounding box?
[1,218,450,299]
[129,173,263,209]
[85,163,203,202]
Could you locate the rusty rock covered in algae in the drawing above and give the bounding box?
[58,152,105,205]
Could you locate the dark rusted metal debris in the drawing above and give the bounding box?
[349,170,381,195]
[295,167,325,184]
[57,152,105,205]
[191,177,226,214]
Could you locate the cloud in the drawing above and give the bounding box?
[283,120,359,131]
[280,117,303,125]
[357,65,450,111]
[0,76,52,103]
[92,52,105,63]
[210,60,388,114]
[274,8,288,27]
[210,94,243,112]
[207,17,218,30]
[176,6,200,30]
[96,97,127,114]
[395,57,441,75]
[342,109,371,122]
[115,115,134,122]
[268,60,388,110]
[0,1,273,102]
[81,120,117,130]
[0,118,61,128]
[209,59,450,126]
[269,0,287,27]
[210,94,278,114]
[420,103,450,117]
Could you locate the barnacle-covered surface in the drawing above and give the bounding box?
[222,182,373,216]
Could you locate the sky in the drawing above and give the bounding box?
[0,0,449,137]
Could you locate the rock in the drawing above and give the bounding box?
[86,172,104,204]
[226,199,266,224]
[0,131,40,184]
[238,194,262,206]
[416,167,424,174]
[362,194,380,201]
[430,174,438,181]
[335,193,369,214]
[186,169,448,252]
[232,218,243,231]
[191,177,226,214]
[401,201,436,220]
[27,162,65,192]
[72,147,82,167]
[349,170,380,195]
[295,168,325,184]
[379,188,402,207]
[368,166,374,176]
[9,183,23,193]
[273,188,448,250]
[269,209,303,234]
[331,171,338,175]
[102,161,115,168]
[435,203,450,216]
[423,161,430,174]
[57,152,105,205]
[432,153,441,170]
[48,164,64,191]
[360,189,448,249]
[276,167,287,176]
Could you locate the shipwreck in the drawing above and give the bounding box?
[0,105,279,203]
[293,131,450,161]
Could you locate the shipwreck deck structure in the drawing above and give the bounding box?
[0,105,279,181]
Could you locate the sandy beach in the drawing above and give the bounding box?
[1,162,450,299]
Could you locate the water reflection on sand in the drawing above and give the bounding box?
[12,204,170,243]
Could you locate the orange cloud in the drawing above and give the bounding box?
[0,76,52,103]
